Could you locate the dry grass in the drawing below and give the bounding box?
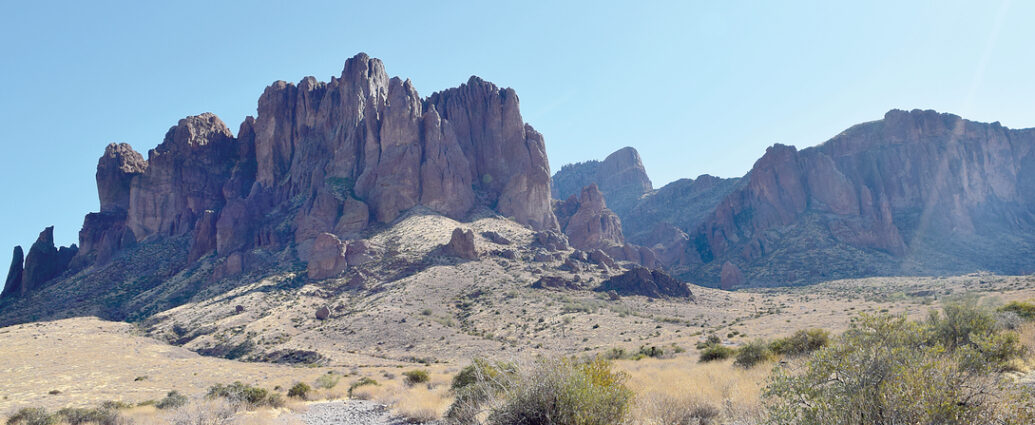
[345,369,452,422]
[620,357,770,423]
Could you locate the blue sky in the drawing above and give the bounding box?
[1,1,1032,283]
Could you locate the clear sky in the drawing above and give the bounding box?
[1,1,1032,284]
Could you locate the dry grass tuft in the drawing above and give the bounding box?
[619,357,768,423]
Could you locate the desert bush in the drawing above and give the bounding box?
[347,377,379,398]
[447,359,517,424]
[927,301,1026,371]
[734,339,774,368]
[169,399,236,425]
[486,357,633,425]
[633,345,665,360]
[206,381,282,408]
[287,382,312,400]
[1000,300,1035,320]
[403,369,430,386]
[99,401,133,410]
[698,344,735,362]
[156,391,189,409]
[315,372,340,389]
[764,312,1035,425]
[54,407,123,425]
[769,329,829,356]
[6,408,56,425]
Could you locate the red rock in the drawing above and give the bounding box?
[20,227,77,295]
[345,240,380,266]
[307,233,347,280]
[594,266,692,299]
[444,228,478,260]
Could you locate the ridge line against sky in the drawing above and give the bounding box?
[1,0,1033,284]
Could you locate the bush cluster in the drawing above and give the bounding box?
[7,404,129,425]
[447,357,632,425]
[402,369,430,386]
[764,302,1032,425]
[287,382,312,400]
[206,381,283,408]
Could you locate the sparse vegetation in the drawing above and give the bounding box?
[403,369,430,386]
[315,372,340,389]
[734,339,775,368]
[764,307,1034,424]
[1000,300,1035,320]
[155,391,189,409]
[698,344,735,362]
[768,328,829,356]
[206,381,283,408]
[287,382,312,400]
[348,377,379,398]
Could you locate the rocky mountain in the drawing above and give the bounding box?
[551,147,653,217]
[0,53,565,303]
[557,110,1035,288]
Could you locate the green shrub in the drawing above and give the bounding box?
[287,382,312,400]
[402,369,430,386]
[999,300,1035,320]
[54,407,121,425]
[486,358,633,425]
[99,401,133,410]
[927,301,1025,371]
[315,373,340,389]
[698,344,735,362]
[633,345,664,360]
[447,359,518,424]
[155,391,188,409]
[734,339,775,368]
[206,381,282,408]
[6,408,56,425]
[769,329,830,356]
[347,377,379,398]
[764,312,1035,425]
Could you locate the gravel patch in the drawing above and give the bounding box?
[298,400,439,425]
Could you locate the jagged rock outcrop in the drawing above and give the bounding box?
[593,266,692,299]
[19,227,77,295]
[307,233,348,280]
[444,228,478,260]
[682,109,1035,286]
[552,147,653,217]
[2,53,564,298]
[531,275,582,291]
[557,184,625,250]
[1,246,23,298]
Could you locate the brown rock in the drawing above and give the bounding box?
[551,146,653,217]
[96,143,147,213]
[188,210,218,263]
[531,275,582,291]
[315,306,330,320]
[444,228,478,260]
[307,233,347,280]
[594,266,693,299]
[345,240,380,266]
[480,231,512,245]
[588,249,616,270]
[534,230,569,252]
[558,184,625,251]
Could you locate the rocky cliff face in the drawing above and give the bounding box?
[685,109,1035,287]
[552,147,653,217]
[3,53,560,298]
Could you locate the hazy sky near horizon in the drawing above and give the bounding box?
[1,0,1033,283]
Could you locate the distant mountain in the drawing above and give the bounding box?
[551,147,653,218]
[555,110,1035,288]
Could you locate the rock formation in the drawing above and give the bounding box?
[682,109,1035,285]
[307,233,348,280]
[444,228,478,260]
[552,147,653,217]
[1,246,23,298]
[2,53,562,297]
[720,261,745,290]
[19,227,77,296]
[557,184,625,250]
[594,266,692,299]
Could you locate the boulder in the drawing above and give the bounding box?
[531,275,582,291]
[480,231,512,245]
[594,267,693,299]
[444,228,478,260]
[345,240,380,266]
[534,230,569,252]
[315,306,330,320]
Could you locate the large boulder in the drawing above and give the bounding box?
[594,266,693,299]
[443,228,478,260]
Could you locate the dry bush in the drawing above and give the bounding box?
[345,370,451,422]
[632,392,720,425]
[168,399,236,425]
